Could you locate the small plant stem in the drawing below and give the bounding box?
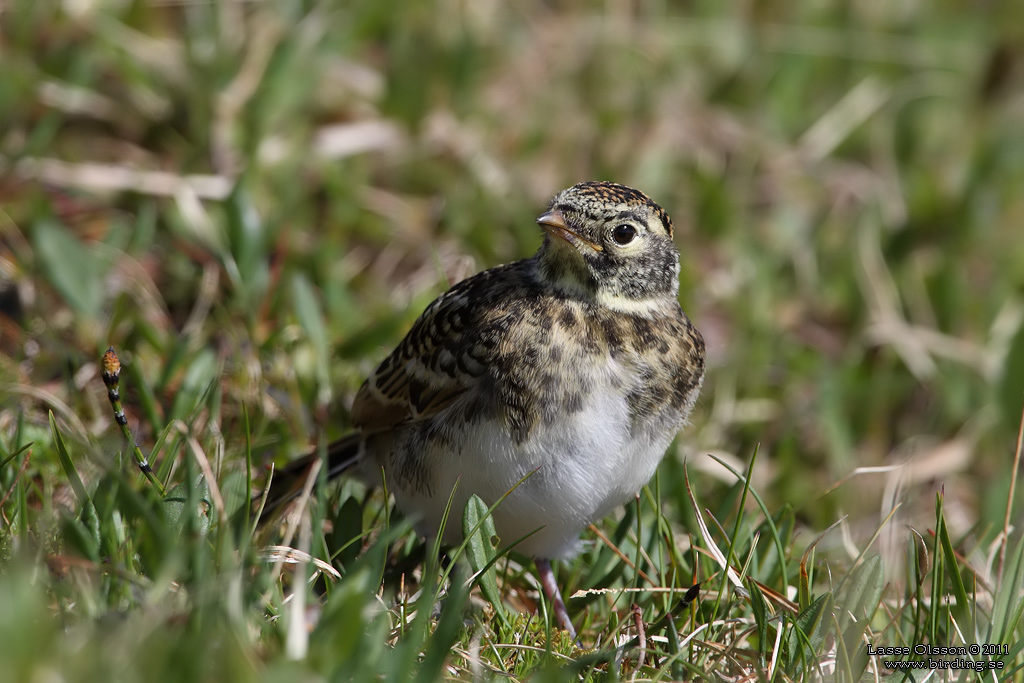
[101,347,166,497]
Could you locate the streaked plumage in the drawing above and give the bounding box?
[262,181,705,635]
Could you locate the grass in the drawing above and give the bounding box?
[2,0,1024,680]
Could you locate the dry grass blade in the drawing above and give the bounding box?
[999,406,1024,583]
[14,157,232,199]
[589,523,654,585]
[259,545,343,581]
[684,464,744,591]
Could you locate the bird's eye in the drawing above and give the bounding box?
[611,224,637,245]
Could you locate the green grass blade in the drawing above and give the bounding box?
[49,411,101,559]
[836,554,883,679]
[785,592,832,677]
[290,272,332,407]
[990,532,1024,646]
[935,490,972,635]
[462,493,509,625]
[746,576,771,670]
[49,411,90,507]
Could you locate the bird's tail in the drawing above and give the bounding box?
[253,434,362,525]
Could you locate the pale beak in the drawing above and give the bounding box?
[536,209,603,252]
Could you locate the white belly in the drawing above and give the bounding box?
[391,390,674,559]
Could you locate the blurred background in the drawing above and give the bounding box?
[2,0,1024,575]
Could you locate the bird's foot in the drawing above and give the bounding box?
[534,558,577,640]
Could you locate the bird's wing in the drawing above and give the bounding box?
[350,265,518,432]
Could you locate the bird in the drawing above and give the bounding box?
[260,181,706,637]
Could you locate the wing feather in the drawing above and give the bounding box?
[351,265,526,432]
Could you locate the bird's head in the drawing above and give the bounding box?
[535,181,680,312]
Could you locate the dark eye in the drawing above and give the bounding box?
[611,224,637,245]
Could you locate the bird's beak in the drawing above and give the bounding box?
[536,209,603,252]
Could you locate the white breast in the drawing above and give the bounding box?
[391,386,674,560]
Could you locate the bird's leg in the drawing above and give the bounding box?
[534,558,576,639]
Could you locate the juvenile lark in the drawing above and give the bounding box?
[264,181,705,636]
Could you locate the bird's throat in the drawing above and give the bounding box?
[535,243,598,299]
